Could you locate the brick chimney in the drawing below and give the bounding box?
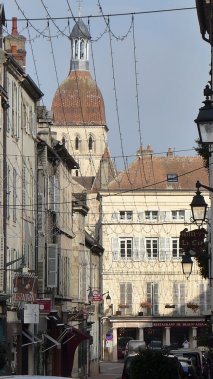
[4,17,26,70]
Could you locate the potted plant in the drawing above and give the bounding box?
[140,301,152,309]
[187,302,199,312]
[118,304,129,309]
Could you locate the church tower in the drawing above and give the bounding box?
[51,18,108,177]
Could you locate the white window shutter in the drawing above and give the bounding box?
[32,112,37,138]
[165,238,172,261]
[0,235,4,291]
[47,244,58,288]
[38,146,47,168]
[159,238,166,261]
[185,210,191,223]
[112,238,119,260]
[159,211,166,221]
[133,237,140,261]
[111,212,118,221]
[137,212,144,222]
[37,193,44,233]
[139,238,146,260]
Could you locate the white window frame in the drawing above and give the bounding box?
[172,210,185,220]
[172,238,182,259]
[119,238,133,260]
[145,238,158,259]
[145,210,158,221]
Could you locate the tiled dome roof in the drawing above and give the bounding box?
[51,70,106,126]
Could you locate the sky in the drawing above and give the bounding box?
[4,0,211,169]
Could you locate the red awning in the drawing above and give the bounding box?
[61,326,90,377]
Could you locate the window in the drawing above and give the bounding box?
[120,238,133,259]
[147,282,159,315]
[172,210,185,220]
[173,283,186,316]
[120,283,132,314]
[119,211,133,220]
[145,238,158,259]
[145,211,158,220]
[167,174,178,182]
[199,283,210,313]
[75,135,80,150]
[172,238,182,259]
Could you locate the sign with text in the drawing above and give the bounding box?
[13,275,38,302]
[24,303,39,324]
[91,288,102,301]
[179,228,207,253]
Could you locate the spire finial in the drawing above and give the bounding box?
[78,0,83,17]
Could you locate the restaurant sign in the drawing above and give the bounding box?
[13,275,38,302]
[153,321,206,327]
[179,228,207,253]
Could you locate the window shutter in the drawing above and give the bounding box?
[185,210,191,223]
[133,237,140,261]
[111,212,118,221]
[159,238,166,261]
[164,211,171,222]
[165,238,172,261]
[38,146,47,168]
[180,284,185,315]
[139,238,146,260]
[54,177,60,213]
[126,283,132,313]
[147,282,152,303]
[159,211,166,221]
[48,176,54,211]
[137,212,144,222]
[120,283,125,304]
[32,112,37,138]
[0,235,4,291]
[0,159,2,208]
[47,244,58,288]
[37,193,44,234]
[112,238,119,261]
[22,165,26,208]
[153,283,159,315]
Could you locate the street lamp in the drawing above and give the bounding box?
[195,84,213,143]
[181,252,193,280]
[190,181,208,225]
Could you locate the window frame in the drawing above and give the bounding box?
[145,210,159,221]
[119,237,133,260]
[145,238,158,259]
[172,210,185,220]
[119,211,133,221]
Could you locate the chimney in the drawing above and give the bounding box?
[137,144,153,157]
[4,16,26,70]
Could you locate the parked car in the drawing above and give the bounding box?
[122,350,185,379]
[125,339,146,357]
[177,356,199,379]
[170,349,203,379]
[118,336,135,359]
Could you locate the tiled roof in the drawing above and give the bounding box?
[108,149,208,191]
[51,71,106,126]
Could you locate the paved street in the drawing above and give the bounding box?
[89,361,123,379]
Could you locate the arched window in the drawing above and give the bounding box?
[75,170,79,177]
[88,135,94,151]
[75,135,80,150]
[80,39,84,59]
[75,39,78,59]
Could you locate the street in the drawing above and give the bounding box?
[89,361,124,379]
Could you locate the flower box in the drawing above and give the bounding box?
[187,302,199,312]
[140,301,152,309]
[165,304,175,309]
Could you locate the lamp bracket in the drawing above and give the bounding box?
[196,180,213,193]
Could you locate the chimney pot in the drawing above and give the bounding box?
[12,17,19,36]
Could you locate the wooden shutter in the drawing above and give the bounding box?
[47,244,58,288]
[111,212,118,221]
[54,177,60,213]
[139,238,146,260]
[159,238,166,261]
[48,176,54,211]
[153,283,159,315]
[38,146,47,169]
[126,283,132,314]
[112,238,119,260]
[37,260,44,294]
[137,212,144,222]
[120,283,125,305]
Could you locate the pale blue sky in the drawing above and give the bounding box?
[5,0,210,168]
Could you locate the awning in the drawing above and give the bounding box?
[42,333,61,352]
[22,330,42,347]
[61,326,90,377]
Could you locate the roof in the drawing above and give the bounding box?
[70,18,91,40]
[51,71,106,126]
[107,147,208,191]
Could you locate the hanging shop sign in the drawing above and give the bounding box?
[13,274,38,302]
[179,228,207,252]
[33,298,52,313]
[24,303,39,324]
[91,288,103,301]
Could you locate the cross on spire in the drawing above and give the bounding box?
[77,0,83,17]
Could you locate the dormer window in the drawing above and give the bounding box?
[167,174,178,182]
